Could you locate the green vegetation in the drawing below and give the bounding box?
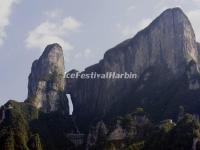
[27,134,42,150]
[0,100,38,150]
[91,108,200,150]
[0,100,74,150]
[144,114,200,150]
[132,108,145,116]
[1,100,200,150]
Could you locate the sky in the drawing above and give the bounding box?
[0,0,200,106]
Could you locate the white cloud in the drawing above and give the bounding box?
[117,18,152,38]
[44,11,82,32]
[74,48,93,59]
[26,16,82,51]
[62,17,82,30]
[187,9,200,42]
[0,0,20,46]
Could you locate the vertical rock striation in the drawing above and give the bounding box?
[26,43,69,114]
[66,8,200,126]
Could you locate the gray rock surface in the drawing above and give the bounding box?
[66,8,200,124]
[187,60,200,90]
[107,124,126,141]
[86,121,108,148]
[26,43,68,113]
[0,107,5,124]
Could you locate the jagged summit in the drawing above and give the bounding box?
[26,43,69,114]
[153,7,190,24]
[135,7,194,38]
[104,7,198,75]
[2,7,200,150]
[66,7,200,127]
[40,43,63,58]
[21,7,200,129]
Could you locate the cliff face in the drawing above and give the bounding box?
[197,42,200,53]
[102,8,198,75]
[27,43,68,114]
[25,8,200,123]
[66,8,200,126]
[1,7,200,150]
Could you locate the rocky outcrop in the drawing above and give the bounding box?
[26,43,69,114]
[86,121,108,148]
[66,8,200,126]
[86,113,150,149]
[0,103,14,124]
[0,106,5,124]
[197,42,200,52]
[192,138,199,150]
[107,123,126,141]
[186,60,200,90]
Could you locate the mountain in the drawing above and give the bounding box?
[26,44,69,114]
[1,7,200,150]
[66,7,200,128]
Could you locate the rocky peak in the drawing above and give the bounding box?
[66,8,200,127]
[26,43,69,114]
[161,8,198,62]
[104,7,198,75]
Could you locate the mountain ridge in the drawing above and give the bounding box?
[65,7,200,129]
[1,7,200,150]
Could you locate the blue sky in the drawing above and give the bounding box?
[0,0,200,105]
